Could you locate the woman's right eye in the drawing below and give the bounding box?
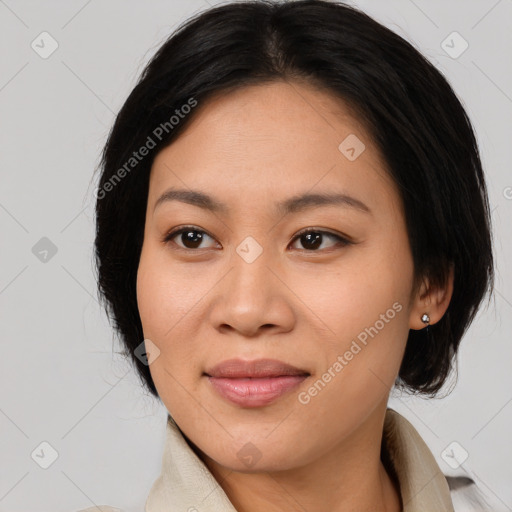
[163,226,219,250]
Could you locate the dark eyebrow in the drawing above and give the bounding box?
[277,191,371,215]
[153,189,229,215]
[153,188,371,216]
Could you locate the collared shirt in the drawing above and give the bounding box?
[142,407,455,511]
[75,408,495,512]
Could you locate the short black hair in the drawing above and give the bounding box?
[93,0,494,398]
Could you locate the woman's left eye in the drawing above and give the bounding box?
[162,226,351,252]
[289,229,351,251]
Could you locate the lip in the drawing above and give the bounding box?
[204,358,310,407]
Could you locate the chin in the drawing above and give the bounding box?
[213,451,301,474]
[198,434,311,474]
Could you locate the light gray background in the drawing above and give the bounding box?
[1,0,511,511]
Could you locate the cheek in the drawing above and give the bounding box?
[136,246,200,382]
[298,235,413,391]
[137,243,198,337]
[136,252,203,418]
[293,243,413,342]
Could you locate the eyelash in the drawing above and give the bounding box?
[161,225,353,252]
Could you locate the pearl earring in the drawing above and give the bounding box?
[421,313,430,324]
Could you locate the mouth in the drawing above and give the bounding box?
[204,358,310,407]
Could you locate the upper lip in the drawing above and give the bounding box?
[204,358,310,378]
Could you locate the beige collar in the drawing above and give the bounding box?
[145,408,454,511]
[382,409,454,511]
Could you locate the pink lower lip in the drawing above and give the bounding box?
[206,375,308,407]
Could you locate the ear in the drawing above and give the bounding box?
[409,264,454,330]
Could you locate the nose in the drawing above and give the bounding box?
[208,244,296,338]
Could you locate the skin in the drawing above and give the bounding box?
[136,80,454,512]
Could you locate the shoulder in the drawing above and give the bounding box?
[447,476,494,512]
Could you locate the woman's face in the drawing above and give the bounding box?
[136,80,419,472]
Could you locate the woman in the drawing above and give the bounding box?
[91,1,494,510]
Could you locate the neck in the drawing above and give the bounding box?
[199,403,402,512]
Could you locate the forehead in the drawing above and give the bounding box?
[148,81,398,216]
